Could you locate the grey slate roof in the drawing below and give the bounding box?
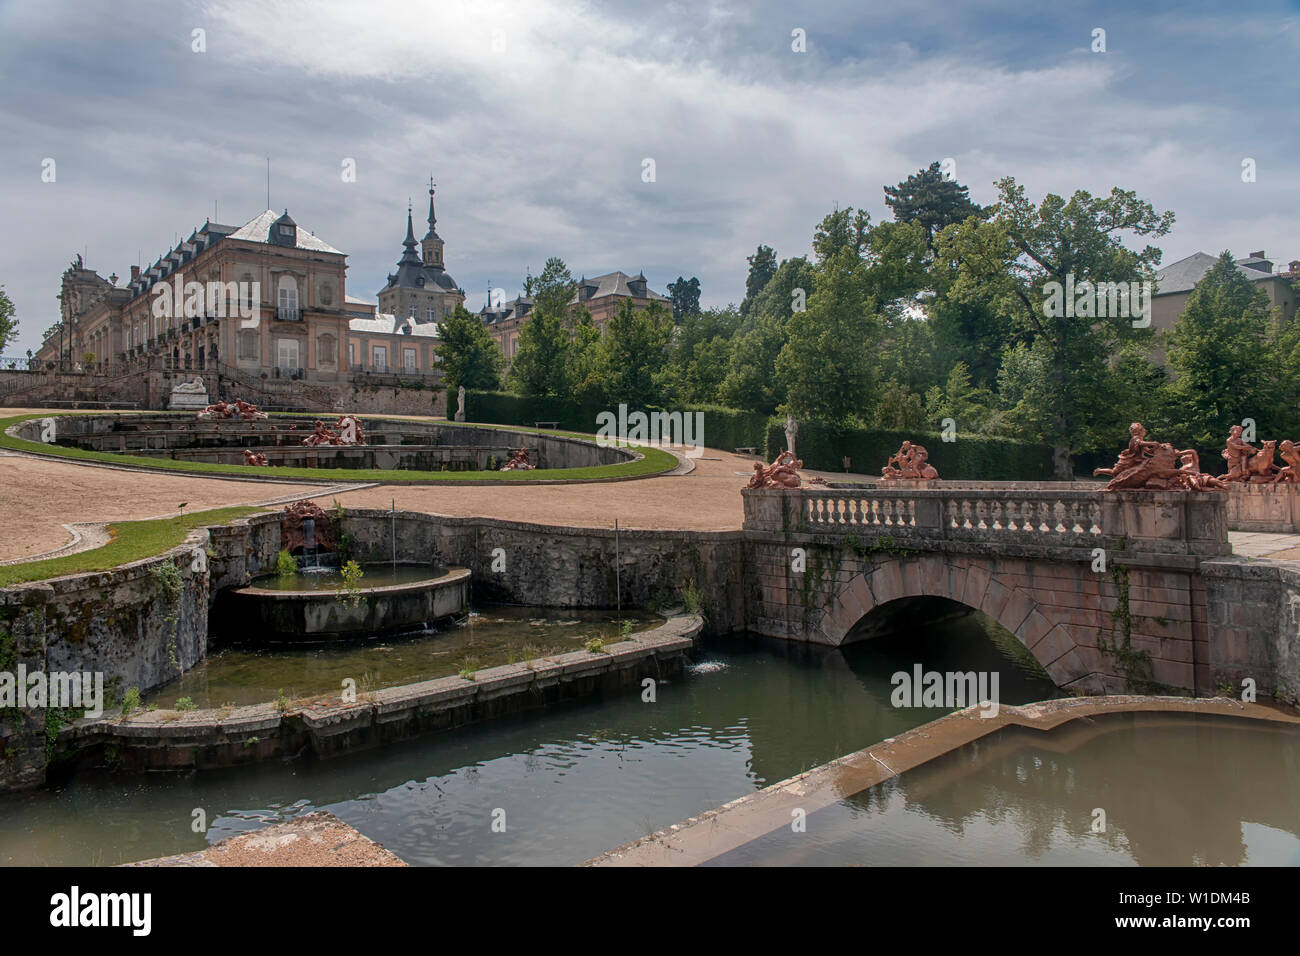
[1155,252,1278,296]
[227,209,344,254]
[574,270,667,303]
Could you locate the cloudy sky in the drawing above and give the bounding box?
[1,0,1297,353]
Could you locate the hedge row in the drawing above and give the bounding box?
[465,392,769,449]
[763,420,1055,481]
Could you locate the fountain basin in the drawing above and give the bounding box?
[226,564,470,641]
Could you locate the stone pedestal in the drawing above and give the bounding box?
[168,377,209,410]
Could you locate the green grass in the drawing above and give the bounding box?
[0,412,678,483]
[0,506,262,587]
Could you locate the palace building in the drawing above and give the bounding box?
[34,181,465,383]
[479,270,669,364]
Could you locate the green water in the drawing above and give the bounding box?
[0,607,1067,866]
[247,564,444,592]
[150,605,663,709]
[703,713,1300,867]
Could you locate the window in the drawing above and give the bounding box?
[348,342,355,366]
[317,333,337,367]
[372,345,387,371]
[276,338,300,370]
[238,330,259,362]
[426,308,436,323]
[408,306,416,319]
[403,347,417,372]
[277,276,299,319]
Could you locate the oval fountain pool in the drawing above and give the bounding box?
[225,563,470,641]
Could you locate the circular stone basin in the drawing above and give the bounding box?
[228,563,470,642]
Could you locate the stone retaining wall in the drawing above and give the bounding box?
[53,614,699,775]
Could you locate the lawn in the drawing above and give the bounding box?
[0,506,264,588]
[0,412,679,483]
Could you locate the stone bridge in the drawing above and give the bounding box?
[741,483,1285,697]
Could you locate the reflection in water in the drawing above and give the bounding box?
[150,606,662,708]
[705,713,1300,866]
[2,604,1282,868]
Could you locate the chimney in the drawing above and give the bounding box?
[130,265,140,282]
[1250,250,1266,260]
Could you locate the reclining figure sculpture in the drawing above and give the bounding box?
[197,398,267,421]
[499,448,535,471]
[300,415,366,447]
[745,449,805,489]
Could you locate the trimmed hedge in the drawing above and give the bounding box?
[465,392,769,450]
[764,420,1055,481]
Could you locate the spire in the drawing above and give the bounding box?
[425,175,439,239]
[398,201,420,265]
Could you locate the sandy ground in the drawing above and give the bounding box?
[309,450,770,531]
[0,453,332,562]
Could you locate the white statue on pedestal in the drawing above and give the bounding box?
[784,413,798,458]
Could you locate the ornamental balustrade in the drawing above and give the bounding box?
[742,485,1230,558]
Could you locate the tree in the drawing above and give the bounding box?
[434,305,503,391]
[923,361,999,435]
[597,300,674,406]
[812,207,871,262]
[533,257,576,316]
[666,276,701,321]
[507,256,579,397]
[939,177,1173,475]
[884,162,984,248]
[1163,252,1274,448]
[740,245,777,316]
[0,285,16,355]
[720,257,813,413]
[776,246,880,424]
[508,307,570,396]
[666,306,739,404]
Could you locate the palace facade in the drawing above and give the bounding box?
[479,270,668,364]
[34,182,465,384]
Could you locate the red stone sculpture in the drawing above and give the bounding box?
[1218,426,1282,483]
[499,448,535,471]
[300,415,366,447]
[1274,440,1300,484]
[197,398,267,421]
[242,448,269,466]
[302,419,336,446]
[881,441,939,481]
[745,449,805,489]
[280,500,335,553]
[1095,423,1223,491]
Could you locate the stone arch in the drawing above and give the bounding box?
[816,553,1103,692]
